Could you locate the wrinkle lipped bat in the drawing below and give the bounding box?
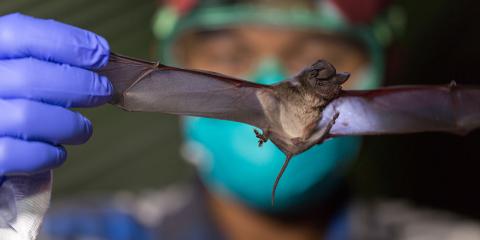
[99,53,480,204]
[1,54,479,239]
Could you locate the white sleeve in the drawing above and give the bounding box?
[0,172,52,240]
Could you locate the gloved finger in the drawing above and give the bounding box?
[0,99,92,145]
[0,137,66,176]
[0,13,109,69]
[0,58,112,107]
[0,138,65,176]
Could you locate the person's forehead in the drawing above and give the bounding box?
[198,26,312,44]
[187,25,364,50]
[192,26,328,41]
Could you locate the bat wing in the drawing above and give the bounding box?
[98,53,272,129]
[320,83,480,137]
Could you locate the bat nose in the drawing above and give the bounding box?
[335,72,350,84]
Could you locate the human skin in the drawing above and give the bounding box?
[175,25,369,89]
[173,26,370,240]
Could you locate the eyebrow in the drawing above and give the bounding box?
[304,32,369,54]
[191,28,238,41]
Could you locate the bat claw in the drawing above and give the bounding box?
[254,129,270,147]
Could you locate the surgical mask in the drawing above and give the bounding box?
[181,59,365,212]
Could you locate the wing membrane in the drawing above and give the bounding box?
[98,53,271,128]
[321,84,480,136]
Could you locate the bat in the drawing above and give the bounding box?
[99,53,480,204]
[1,54,479,240]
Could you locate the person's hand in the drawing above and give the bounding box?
[0,13,112,178]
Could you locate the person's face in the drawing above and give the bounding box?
[174,25,370,89]
[178,24,370,210]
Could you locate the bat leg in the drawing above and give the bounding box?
[254,129,270,147]
[315,111,339,145]
[270,112,339,206]
[272,153,293,206]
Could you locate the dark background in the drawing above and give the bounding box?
[353,0,480,219]
[0,0,194,197]
[0,0,479,219]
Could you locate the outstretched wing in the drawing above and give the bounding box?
[320,84,480,137]
[98,53,272,129]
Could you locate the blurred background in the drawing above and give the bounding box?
[0,0,479,219]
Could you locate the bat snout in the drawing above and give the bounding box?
[335,72,350,84]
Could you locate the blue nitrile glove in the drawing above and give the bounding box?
[0,13,112,178]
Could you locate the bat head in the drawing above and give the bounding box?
[300,59,350,99]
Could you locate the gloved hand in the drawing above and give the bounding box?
[0,13,112,178]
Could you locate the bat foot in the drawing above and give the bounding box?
[254,129,270,147]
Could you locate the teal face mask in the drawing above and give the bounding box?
[182,59,364,212]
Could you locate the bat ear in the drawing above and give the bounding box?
[334,72,350,84]
[301,60,348,88]
[308,60,336,80]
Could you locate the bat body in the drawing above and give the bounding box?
[99,53,480,204]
